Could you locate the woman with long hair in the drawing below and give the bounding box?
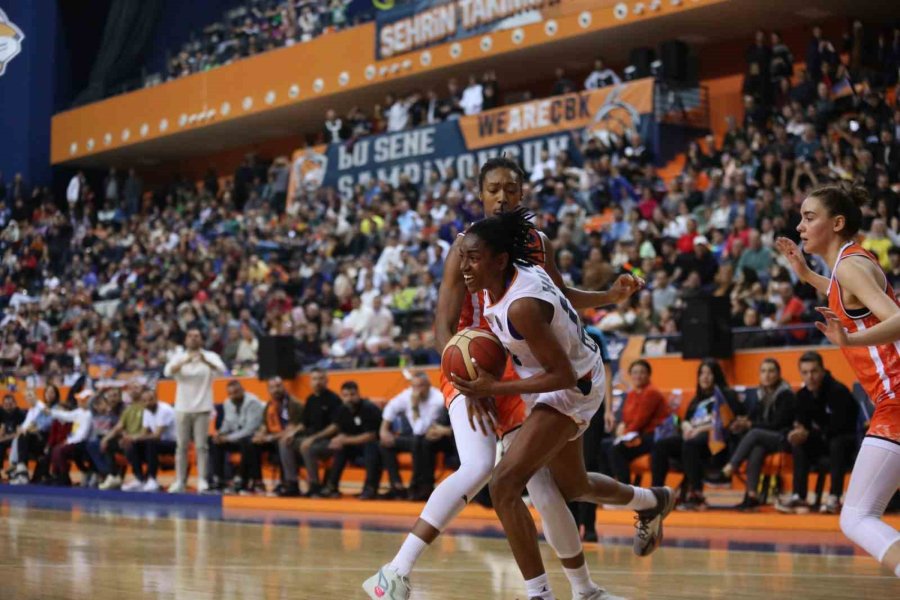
[650,358,743,510]
[776,183,900,577]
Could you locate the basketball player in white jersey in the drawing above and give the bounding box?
[452,209,675,600]
[364,158,642,600]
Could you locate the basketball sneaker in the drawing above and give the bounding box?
[774,494,810,514]
[633,486,676,557]
[819,494,840,514]
[362,564,411,600]
[574,587,628,600]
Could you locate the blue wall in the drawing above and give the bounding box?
[0,0,58,190]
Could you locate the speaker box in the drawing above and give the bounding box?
[258,335,299,379]
[660,39,689,83]
[628,47,656,78]
[681,296,733,359]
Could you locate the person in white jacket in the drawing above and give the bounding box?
[163,328,226,493]
[48,390,93,486]
[7,389,52,484]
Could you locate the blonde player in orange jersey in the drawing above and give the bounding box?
[776,183,900,578]
[364,157,642,600]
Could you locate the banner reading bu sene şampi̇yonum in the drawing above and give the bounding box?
[376,0,582,59]
[289,79,655,200]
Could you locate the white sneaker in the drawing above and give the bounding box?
[141,478,161,492]
[574,588,628,600]
[121,479,144,492]
[197,479,211,494]
[168,481,186,494]
[820,494,840,514]
[10,473,29,485]
[99,475,123,490]
[362,564,411,600]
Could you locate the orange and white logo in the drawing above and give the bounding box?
[0,9,24,77]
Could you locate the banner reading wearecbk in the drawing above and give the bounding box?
[289,78,654,201]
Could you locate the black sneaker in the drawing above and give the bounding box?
[313,485,340,499]
[358,487,378,500]
[378,487,407,500]
[633,486,676,557]
[734,495,761,512]
[277,482,301,497]
[583,530,598,543]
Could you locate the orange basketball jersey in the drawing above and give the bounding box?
[826,242,900,443]
[440,227,545,437]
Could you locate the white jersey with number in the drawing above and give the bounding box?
[482,263,603,382]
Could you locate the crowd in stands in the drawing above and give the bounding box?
[579,349,868,525]
[0,22,898,517]
[0,343,880,520]
[0,363,458,501]
[164,0,362,84]
[0,23,898,388]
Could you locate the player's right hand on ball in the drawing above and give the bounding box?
[465,396,498,436]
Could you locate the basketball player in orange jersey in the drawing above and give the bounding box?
[364,157,642,600]
[776,183,900,578]
[451,209,675,600]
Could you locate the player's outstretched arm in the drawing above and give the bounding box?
[774,237,830,294]
[818,308,900,347]
[539,232,643,310]
[435,236,468,350]
[816,257,900,347]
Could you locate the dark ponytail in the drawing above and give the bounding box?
[809,182,869,239]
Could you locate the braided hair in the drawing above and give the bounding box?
[466,208,542,268]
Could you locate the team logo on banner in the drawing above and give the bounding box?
[583,85,643,145]
[0,9,24,77]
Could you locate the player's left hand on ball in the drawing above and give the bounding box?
[450,358,497,398]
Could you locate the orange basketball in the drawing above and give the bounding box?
[441,328,507,382]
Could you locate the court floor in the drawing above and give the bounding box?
[0,496,897,600]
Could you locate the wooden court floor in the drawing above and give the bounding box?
[0,502,897,600]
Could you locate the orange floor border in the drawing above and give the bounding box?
[222,496,900,533]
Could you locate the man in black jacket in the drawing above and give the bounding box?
[777,352,859,514]
[307,380,382,499]
[295,368,343,497]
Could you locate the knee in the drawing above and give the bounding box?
[489,464,529,505]
[839,504,863,540]
[459,454,494,487]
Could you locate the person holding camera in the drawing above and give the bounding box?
[163,327,226,494]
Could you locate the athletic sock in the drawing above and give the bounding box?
[562,563,599,595]
[624,486,658,511]
[524,572,554,599]
[389,534,428,577]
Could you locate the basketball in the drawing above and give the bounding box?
[441,328,507,382]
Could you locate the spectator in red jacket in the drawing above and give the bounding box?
[601,360,669,483]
